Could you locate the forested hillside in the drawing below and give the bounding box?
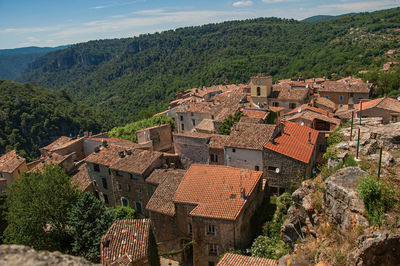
[0,46,69,80]
[18,8,400,124]
[0,79,104,160]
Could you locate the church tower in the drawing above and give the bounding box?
[250,74,272,106]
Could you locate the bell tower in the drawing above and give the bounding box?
[250,74,272,106]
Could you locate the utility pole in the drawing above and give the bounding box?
[378,146,383,179]
[356,128,361,159]
[350,112,354,141]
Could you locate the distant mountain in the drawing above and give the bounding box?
[0,79,104,160]
[17,7,400,124]
[302,15,336,22]
[0,45,69,80]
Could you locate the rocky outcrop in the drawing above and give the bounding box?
[0,245,94,266]
[348,231,400,266]
[324,167,369,232]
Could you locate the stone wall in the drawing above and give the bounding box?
[357,107,400,124]
[225,148,262,171]
[173,135,210,169]
[86,162,116,207]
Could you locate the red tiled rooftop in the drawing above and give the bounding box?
[319,80,370,93]
[285,104,334,118]
[85,146,127,167]
[287,110,340,126]
[264,121,319,164]
[71,163,93,191]
[110,149,163,175]
[41,136,72,151]
[242,109,268,119]
[357,97,400,113]
[173,164,262,220]
[217,253,278,266]
[226,123,276,150]
[315,96,336,111]
[0,150,25,173]
[101,219,150,265]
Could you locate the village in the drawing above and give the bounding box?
[1,73,400,266]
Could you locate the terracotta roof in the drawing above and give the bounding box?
[28,153,73,173]
[319,80,370,93]
[177,102,212,114]
[285,104,334,117]
[71,163,93,191]
[315,97,336,111]
[241,109,268,119]
[42,136,72,152]
[239,116,264,124]
[269,106,285,113]
[217,253,278,266]
[101,219,150,265]
[195,119,216,133]
[335,105,356,120]
[0,150,25,173]
[173,164,262,220]
[146,170,185,216]
[209,135,230,149]
[226,123,276,150]
[110,149,163,175]
[264,121,319,164]
[357,97,400,113]
[85,138,140,150]
[286,110,340,126]
[146,168,186,185]
[173,132,212,139]
[110,254,132,266]
[269,84,309,102]
[85,146,127,167]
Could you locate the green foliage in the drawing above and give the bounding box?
[327,130,345,146]
[321,155,358,180]
[109,115,175,143]
[360,65,400,97]
[110,205,136,220]
[67,192,114,262]
[358,175,396,225]
[248,193,291,260]
[0,79,104,161]
[0,197,7,244]
[17,7,400,124]
[4,164,80,252]
[323,146,338,160]
[218,111,245,135]
[265,111,278,124]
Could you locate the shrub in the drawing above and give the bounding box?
[327,130,344,146]
[358,175,396,225]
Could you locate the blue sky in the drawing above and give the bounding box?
[0,0,399,49]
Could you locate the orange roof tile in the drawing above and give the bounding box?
[357,97,400,113]
[101,219,150,265]
[269,84,309,102]
[71,163,93,191]
[209,135,230,149]
[264,121,318,164]
[242,109,268,119]
[286,110,340,126]
[285,104,334,117]
[319,80,370,93]
[217,253,278,266]
[41,136,72,152]
[85,146,127,167]
[110,149,162,175]
[173,165,262,220]
[0,150,25,173]
[315,97,336,111]
[226,123,276,150]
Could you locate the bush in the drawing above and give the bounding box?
[327,130,344,146]
[358,175,396,225]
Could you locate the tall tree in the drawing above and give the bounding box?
[67,192,115,262]
[4,164,80,252]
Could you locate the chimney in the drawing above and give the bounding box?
[279,123,285,135]
[308,131,312,144]
[240,188,247,200]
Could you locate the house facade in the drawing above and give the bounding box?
[0,150,27,190]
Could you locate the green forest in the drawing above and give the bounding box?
[0,79,104,160]
[15,7,400,125]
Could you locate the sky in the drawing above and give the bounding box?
[0,0,399,49]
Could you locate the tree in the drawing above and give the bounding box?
[67,192,115,262]
[111,205,136,220]
[4,164,80,252]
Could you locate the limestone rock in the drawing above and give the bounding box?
[324,167,369,232]
[368,151,394,167]
[0,245,94,266]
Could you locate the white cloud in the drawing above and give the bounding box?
[317,0,400,13]
[1,25,62,34]
[261,0,287,3]
[91,6,106,9]
[233,1,254,7]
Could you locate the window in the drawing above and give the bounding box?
[147,185,154,197]
[211,115,214,120]
[116,171,123,177]
[319,145,327,152]
[135,202,142,213]
[339,95,344,101]
[257,87,261,96]
[324,95,329,99]
[192,119,196,126]
[127,184,131,192]
[210,154,214,162]
[338,104,343,108]
[191,112,194,116]
[130,173,138,179]
[206,225,216,236]
[210,154,218,163]
[350,93,354,97]
[392,116,398,122]
[232,148,236,153]
[273,102,279,107]
[102,178,108,189]
[208,244,218,256]
[289,103,296,109]
[94,164,100,172]
[268,166,278,173]
[255,165,259,171]
[118,183,122,191]
[188,223,192,235]
[180,115,183,121]
[121,197,128,207]
[103,193,109,204]
[181,123,185,131]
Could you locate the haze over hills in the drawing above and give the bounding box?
[15,7,400,124]
[302,15,337,22]
[0,45,69,80]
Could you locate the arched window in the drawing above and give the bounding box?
[257,87,261,96]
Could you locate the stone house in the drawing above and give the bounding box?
[356,97,400,124]
[313,96,337,113]
[250,74,273,106]
[172,164,264,266]
[145,169,186,258]
[101,219,157,266]
[225,122,277,171]
[195,119,217,134]
[71,163,95,193]
[0,150,27,193]
[173,132,212,169]
[217,253,278,266]
[208,135,229,165]
[268,84,310,113]
[263,121,319,194]
[318,80,372,108]
[110,149,164,215]
[40,136,85,161]
[136,124,173,152]
[28,152,76,174]
[284,105,340,131]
